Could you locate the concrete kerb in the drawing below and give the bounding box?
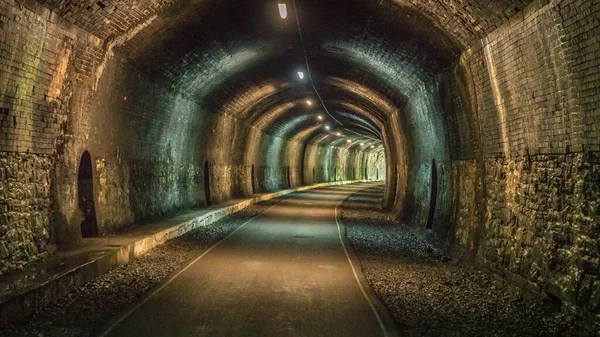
[0,180,368,326]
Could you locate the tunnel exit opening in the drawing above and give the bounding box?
[78,151,98,238]
[426,159,438,230]
[204,161,212,206]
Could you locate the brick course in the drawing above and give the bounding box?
[447,0,600,315]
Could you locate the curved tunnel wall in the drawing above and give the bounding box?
[0,0,598,315]
[86,53,365,235]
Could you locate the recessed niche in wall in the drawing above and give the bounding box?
[204,161,212,206]
[426,159,438,230]
[78,151,98,238]
[251,164,256,194]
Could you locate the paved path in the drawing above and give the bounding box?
[98,183,398,337]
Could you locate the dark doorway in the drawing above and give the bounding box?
[376,168,379,180]
[334,168,337,182]
[78,151,98,238]
[300,158,304,186]
[251,164,256,194]
[204,161,212,206]
[312,167,315,183]
[426,159,438,230]
[287,166,291,188]
[352,167,356,180]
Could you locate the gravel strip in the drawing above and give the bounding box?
[341,186,594,337]
[0,201,279,337]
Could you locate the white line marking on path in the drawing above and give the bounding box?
[335,193,389,337]
[101,185,387,337]
[98,201,283,337]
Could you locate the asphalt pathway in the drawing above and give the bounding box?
[97,183,398,337]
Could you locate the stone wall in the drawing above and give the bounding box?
[445,0,600,315]
[481,153,599,313]
[0,0,103,272]
[450,160,481,254]
[0,152,52,274]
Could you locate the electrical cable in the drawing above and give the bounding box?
[292,0,380,143]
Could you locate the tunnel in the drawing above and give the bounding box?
[0,0,598,336]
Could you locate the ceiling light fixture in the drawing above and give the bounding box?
[347,139,352,143]
[325,125,330,130]
[297,71,305,79]
[371,145,375,148]
[335,132,342,136]
[317,115,323,120]
[360,143,364,146]
[306,100,313,106]
[278,4,288,19]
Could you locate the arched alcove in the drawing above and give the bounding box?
[78,151,98,238]
[426,159,438,230]
[204,161,212,206]
[251,164,256,194]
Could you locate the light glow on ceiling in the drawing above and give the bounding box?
[278,4,288,19]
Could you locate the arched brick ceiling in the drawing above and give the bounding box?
[113,0,460,147]
[38,0,532,49]
[35,0,533,148]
